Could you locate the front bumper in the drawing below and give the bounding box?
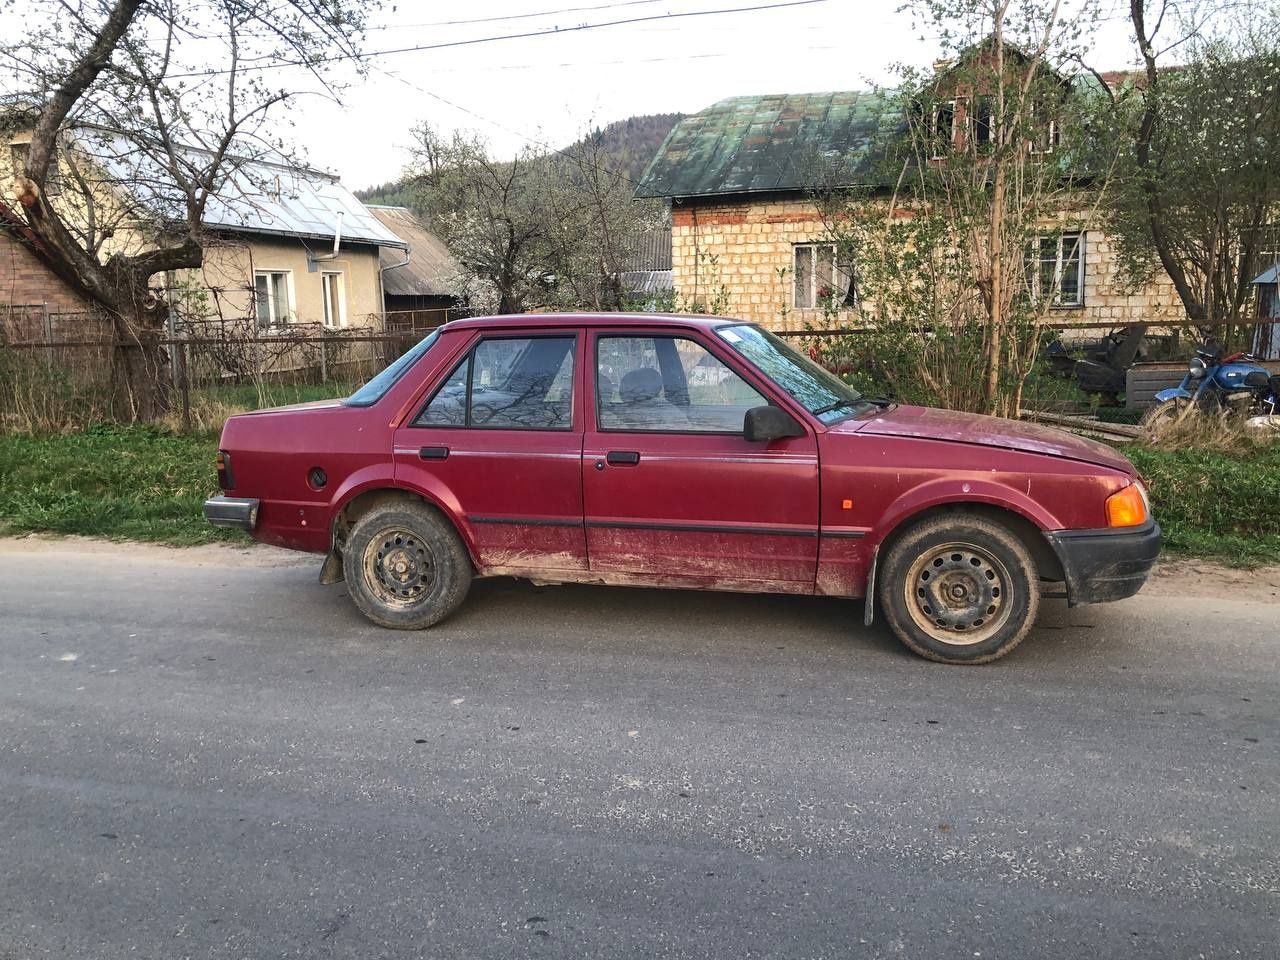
[204,496,260,531]
[1045,521,1162,606]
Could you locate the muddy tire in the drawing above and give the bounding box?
[342,501,471,630]
[1141,397,1192,433]
[878,513,1039,665]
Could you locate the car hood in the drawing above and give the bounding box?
[839,404,1137,474]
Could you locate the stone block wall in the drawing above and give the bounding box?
[671,197,1186,332]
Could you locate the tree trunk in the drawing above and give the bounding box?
[108,310,171,422]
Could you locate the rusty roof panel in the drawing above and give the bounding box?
[634,90,896,200]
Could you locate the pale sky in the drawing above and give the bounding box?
[288,0,1145,190]
[2,0,1152,189]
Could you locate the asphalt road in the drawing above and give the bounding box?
[0,541,1276,960]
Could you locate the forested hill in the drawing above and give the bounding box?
[354,112,683,205]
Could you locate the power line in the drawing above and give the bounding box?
[169,0,829,77]
[363,0,667,31]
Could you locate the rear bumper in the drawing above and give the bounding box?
[204,496,260,531]
[1045,521,1162,606]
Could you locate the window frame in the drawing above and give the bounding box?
[254,269,294,328]
[412,332,579,432]
[321,270,347,329]
[1028,231,1085,308]
[930,98,958,159]
[592,332,769,436]
[792,243,857,311]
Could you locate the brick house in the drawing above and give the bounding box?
[0,198,103,341]
[635,85,1184,333]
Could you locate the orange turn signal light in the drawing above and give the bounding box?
[1105,483,1148,528]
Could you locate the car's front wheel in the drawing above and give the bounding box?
[343,501,472,630]
[878,513,1039,664]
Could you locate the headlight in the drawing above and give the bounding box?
[1188,356,1207,377]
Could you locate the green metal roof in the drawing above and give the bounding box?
[634,90,895,200]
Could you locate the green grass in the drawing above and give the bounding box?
[0,424,236,546]
[1,422,1277,566]
[1127,444,1280,566]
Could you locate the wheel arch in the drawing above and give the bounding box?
[330,485,478,568]
[872,499,1065,584]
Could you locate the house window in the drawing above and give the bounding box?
[254,270,292,328]
[931,100,957,158]
[793,244,856,310]
[1028,233,1084,306]
[972,98,994,149]
[1029,119,1061,155]
[321,271,346,329]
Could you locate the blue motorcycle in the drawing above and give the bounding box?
[1144,343,1280,428]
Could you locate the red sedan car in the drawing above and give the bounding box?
[205,314,1160,664]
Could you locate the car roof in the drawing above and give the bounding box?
[442,312,745,332]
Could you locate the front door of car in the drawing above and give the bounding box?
[394,331,587,573]
[583,330,819,587]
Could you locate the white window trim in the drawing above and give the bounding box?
[930,99,958,160]
[321,270,347,329]
[1030,232,1085,307]
[1028,119,1059,155]
[793,243,856,310]
[254,269,295,327]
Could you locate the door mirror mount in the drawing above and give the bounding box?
[743,405,805,442]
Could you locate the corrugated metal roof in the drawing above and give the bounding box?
[88,130,405,248]
[1254,265,1280,285]
[634,90,895,200]
[368,206,461,297]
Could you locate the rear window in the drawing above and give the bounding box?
[344,330,440,407]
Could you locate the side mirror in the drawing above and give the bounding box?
[743,405,805,442]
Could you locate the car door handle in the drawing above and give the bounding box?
[419,446,449,461]
[606,450,641,466]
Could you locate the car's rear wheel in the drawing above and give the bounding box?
[878,513,1039,664]
[343,501,471,629]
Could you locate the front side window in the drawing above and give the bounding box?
[254,271,291,328]
[1028,232,1084,306]
[416,336,576,430]
[597,335,765,433]
[716,324,868,425]
[793,244,856,310]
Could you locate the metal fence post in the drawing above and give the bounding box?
[181,340,191,432]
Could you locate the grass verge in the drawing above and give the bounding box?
[1126,444,1280,566]
[1,422,1277,566]
[0,424,237,546]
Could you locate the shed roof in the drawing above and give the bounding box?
[367,206,461,297]
[633,90,894,200]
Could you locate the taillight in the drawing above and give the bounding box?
[215,450,235,491]
[1105,483,1148,528]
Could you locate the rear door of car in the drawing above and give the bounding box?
[582,327,819,587]
[393,327,587,573]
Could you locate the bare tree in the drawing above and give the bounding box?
[1110,0,1280,342]
[1,0,374,419]
[817,0,1112,415]
[407,122,660,315]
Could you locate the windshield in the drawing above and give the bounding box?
[345,330,440,407]
[715,324,865,424]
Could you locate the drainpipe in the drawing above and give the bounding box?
[379,245,412,328]
[308,211,344,268]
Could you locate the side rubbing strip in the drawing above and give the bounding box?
[584,520,818,538]
[468,516,583,528]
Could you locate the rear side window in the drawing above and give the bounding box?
[415,336,576,430]
[345,330,439,407]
